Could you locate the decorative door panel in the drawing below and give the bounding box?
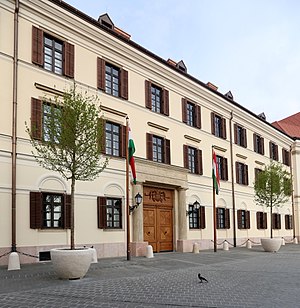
[157,208,173,252]
[143,187,173,253]
[143,207,157,252]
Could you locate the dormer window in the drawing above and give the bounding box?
[98,13,114,30]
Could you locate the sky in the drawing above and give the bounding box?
[65,0,300,123]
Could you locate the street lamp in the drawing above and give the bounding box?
[129,192,143,214]
[186,200,200,216]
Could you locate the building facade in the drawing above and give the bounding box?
[1,0,299,265]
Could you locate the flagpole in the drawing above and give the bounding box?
[126,117,131,261]
[212,146,217,252]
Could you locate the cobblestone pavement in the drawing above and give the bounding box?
[0,244,300,307]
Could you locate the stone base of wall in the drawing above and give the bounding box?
[0,243,126,266]
[131,242,148,257]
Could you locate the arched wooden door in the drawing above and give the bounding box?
[143,187,173,252]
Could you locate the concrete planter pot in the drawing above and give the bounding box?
[261,238,282,252]
[50,247,93,279]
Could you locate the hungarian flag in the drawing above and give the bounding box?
[128,125,137,184]
[212,149,220,195]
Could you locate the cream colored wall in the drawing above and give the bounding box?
[0,0,296,258]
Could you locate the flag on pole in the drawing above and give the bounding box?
[212,149,220,195]
[128,125,137,184]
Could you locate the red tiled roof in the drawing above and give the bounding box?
[272,112,300,138]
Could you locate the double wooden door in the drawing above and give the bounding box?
[143,188,173,252]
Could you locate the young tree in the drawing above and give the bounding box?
[254,161,292,238]
[26,85,108,249]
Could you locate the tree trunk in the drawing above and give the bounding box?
[270,205,273,239]
[70,176,75,249]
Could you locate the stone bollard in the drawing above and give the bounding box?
[146,245,154,258]
[223,241,229,251]
[246,240,252,249]
[192,243,199,254]
[91,248,98,263]
[282,238,285,246]
[293,237,298,245]
[8,252,20,271]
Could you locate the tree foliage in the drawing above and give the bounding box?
[27,86,108,181]
[254,161,292,209]
[26,85,108,249]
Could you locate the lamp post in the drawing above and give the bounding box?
[186,200,200,216]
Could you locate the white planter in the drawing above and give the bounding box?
[261,238,282,252]
[50,247,93,279]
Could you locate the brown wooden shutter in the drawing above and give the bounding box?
[263,212,267,229]
[195,105,201,129]
[260,137,264,155]
[237,210,242,229]
[182,98,187,123]
[269,141,272,159]
[197,149,203,175]
[278,214,281,229]
[211,112,215,135]
[222,118,227,139]
[32,26,43,66]
[97,57,105,91]
[234,124,238,144]
[244,164,249,185]
[216,208,220,229]
[275,144,278,160]
[256,212,261,229]
[253,133,257,152]
[235,162,239,184]
[145,80,152,109]
[64,194,71,229]
[183,145,189,169]
[146,133,153,160]
[246,211,250,229]
[243,128,247,148]
[199,206,206,229]
[120,69,128,100]
[285,215,288,229]
[97,196,107,229]
[223,158,228,181]
[31,98,42,140]
[30,191,42,229]
[120,124,126,158]
[162,89,169,116]
[97,119,106,154]
[63,42,74,78]
[225,208,230,229]
[165,138,171,165]
[271,213,275,229]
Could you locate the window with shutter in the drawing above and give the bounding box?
[96,58,128,100]
[269,142,278,161]
[211,112,226,139]
[30,191,69,229]
[236,162,248,185]
[217,207,229,229]
[105,122,125,157]
[97,197,122,229]
[235,124,247,148]
[32,26,74,77]
[253,133,264,155]
[148,134,170,165]
[145,81,169,116]
[217,156,228,181]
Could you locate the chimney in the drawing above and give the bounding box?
[114,26,131,40]
[167,58,177,66]
[207,82,218,91]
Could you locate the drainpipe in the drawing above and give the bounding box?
[229,111,237,247]
[11,0,20,253]
[290,145,295,239]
